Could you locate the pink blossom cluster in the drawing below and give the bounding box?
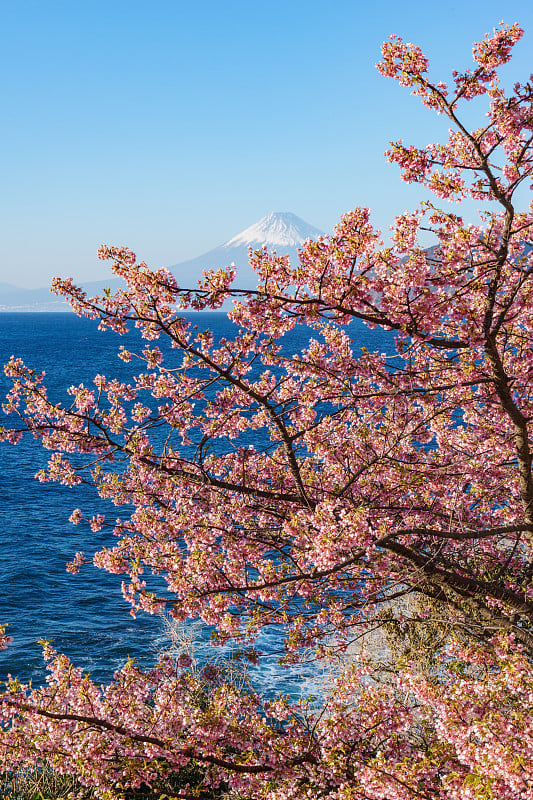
[0,636,532,798]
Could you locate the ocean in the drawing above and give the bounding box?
[0,312,394,698]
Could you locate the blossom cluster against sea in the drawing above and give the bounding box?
[0,312,395,698]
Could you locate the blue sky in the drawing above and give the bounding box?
[2,0,533,288]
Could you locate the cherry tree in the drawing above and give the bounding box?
[1,22,533,800]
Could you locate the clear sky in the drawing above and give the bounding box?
[2,0,533,288]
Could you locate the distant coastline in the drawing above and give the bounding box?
[0,212,325,312]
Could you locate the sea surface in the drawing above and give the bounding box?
[0,312,395,698]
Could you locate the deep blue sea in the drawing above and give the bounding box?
[0,312,394,697]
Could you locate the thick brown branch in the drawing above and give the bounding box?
[381,538,533,613]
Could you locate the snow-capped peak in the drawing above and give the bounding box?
[223,212,324,250]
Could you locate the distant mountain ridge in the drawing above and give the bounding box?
[0,212,324,311]
[0,281,124,313]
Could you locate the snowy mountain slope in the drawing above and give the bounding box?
[223,211,324,250]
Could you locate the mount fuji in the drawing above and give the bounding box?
[168,211,324,292]
[0,212,324,311]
